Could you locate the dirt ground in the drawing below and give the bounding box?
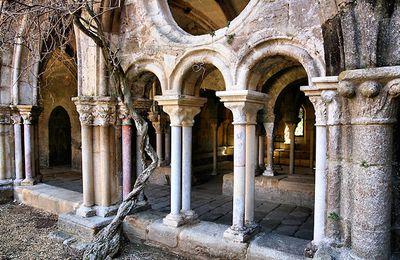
[0,202,184,260]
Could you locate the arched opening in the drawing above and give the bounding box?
[49,106,72,167]
[168,0,250,35]
[242,54,316,241]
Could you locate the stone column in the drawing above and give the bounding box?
[99,125,110,206]
[211,122,218,175]
[11,112,23,184]
[263,122,275,176]
[216,90,266,242]
[155,96,206,227]
[286,122,296,175]
[337,70,400,259]
[258,134,265,170]
[164,125,171,165]
[0,124,6,182]
[20,108,35,186]
[148,111,164,167]
[309,124,315,169]
[75,102,95,217]
[121,120,132,200]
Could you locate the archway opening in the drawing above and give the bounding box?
[49,106,72,167]
[168,0,250,35]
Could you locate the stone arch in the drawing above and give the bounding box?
[235,39,325,89]
[48,106,72,166]
[169,49,233,94]
[125,59,168,95]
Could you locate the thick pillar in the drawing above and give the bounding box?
[211,122,218,175]
[287,122,296,175]
[217,90,266,242]
[12,113,24,184]
[263,122,275,176]
[122,124,132,200]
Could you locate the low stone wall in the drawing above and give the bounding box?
[0,181,13,204]
[223,174,314,208]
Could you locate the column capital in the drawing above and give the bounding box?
[118,102,131,126]
[73,96,117,126]
[17,105,39,125]
[154,95,207,126]
[216,90,267,124]
[337,67,400,125]
[73,97,94,126]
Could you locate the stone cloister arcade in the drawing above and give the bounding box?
[1,0,400,259]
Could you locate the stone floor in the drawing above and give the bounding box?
[40,166,314,241]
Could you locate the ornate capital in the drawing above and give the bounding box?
[216,90,267,125]
[73,96,117,126]
[93,104,116,126]
[118,103,131,126]
[17,105,39,125]
[338,67,400,125]
[308,96,327,126]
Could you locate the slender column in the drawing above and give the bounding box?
[156,129,163,165]
[182,124,196,220]
[82,125,94,207]
[164,126,171,165]
[163,125,184,226]
[34,122,41,181]
[21,118,34,185]
[12,114,23,184]
[287,122,296,175]
[211,122,218,175]
[258,135,265,170]
[0,124,6,181]
[100,126,110,206]
[245,123,256,227]
[136,132,142,177]
[263,122,274,176]
[122,124,132,200]
[309,124,315,169]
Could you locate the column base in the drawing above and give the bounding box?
[13,179,23,186]
[245,221,261,234]
[181,210,199,224]
[223,225,252,243]
[76,205,97,218]
[95,205,119,217]
[163,213,185,227]
[262,168,275,176]
[211,170,218,176]
[21,178,36,186]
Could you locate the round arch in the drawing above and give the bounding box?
[235,39,325,89]
[169,49,233,94]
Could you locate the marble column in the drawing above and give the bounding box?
[122,122,132,200]
[287,122,296,175]
[155,96,206,227]
[263,122,274,176]
[0,124,6,182]
[309,123,315,169]
[148,111,164,167]
[211,122,218,175]
[217,90,266,242]
[12,113,24,184]
[21,110,35,186]
[164,125,171,165]
[100,125,110,206]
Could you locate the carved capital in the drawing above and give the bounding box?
[308,96,327,126]
[17,105,38,125]
[76,104,93,126]
[338,67,400,124]
[118,103,131,125]
[93,104,116,126]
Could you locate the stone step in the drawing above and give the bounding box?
[14,183,82,214]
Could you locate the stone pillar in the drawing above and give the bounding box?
[211,122,218,175]
[309,124,315,169]
[136,132,143,178]
[258,134,265,170]
[20,108,35,186]
[0,124,6,182]
[11,112,23,184]
[99,125,110,206]
[164,125,171,165]
[121,122,132,200]
[155,95,206,227]
[287,122,296,175]
[148,111,164,167]
[263,122,275,176]
[337,69,400,259]
[216,90,266,242]
[75,102,95,217]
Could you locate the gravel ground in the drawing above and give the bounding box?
[0,202,184,260]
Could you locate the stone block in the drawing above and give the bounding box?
[123,210,165,242]
[178,221,248,259]
[247,232,309,260]
[147,219,181,248]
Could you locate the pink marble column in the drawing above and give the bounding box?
[122,124,132,200]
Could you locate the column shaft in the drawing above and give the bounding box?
[156,130,163,166]
[0,125,6,180]
[170,126,182,216]
[14,124,23,181]
[81,125,94,206]
[122,125,132,200]
[22,123,34,183]
[288,123,296,175]
[258,135,265,169]
[136,133,142,177]
[165,127,171,165]
[212,123,218,175]
[182,126,192,212]
[245,124,255,225]
[314,125,327,244]
[309,125,315,169]
[232,124,246,229]
[100,126,110,206]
